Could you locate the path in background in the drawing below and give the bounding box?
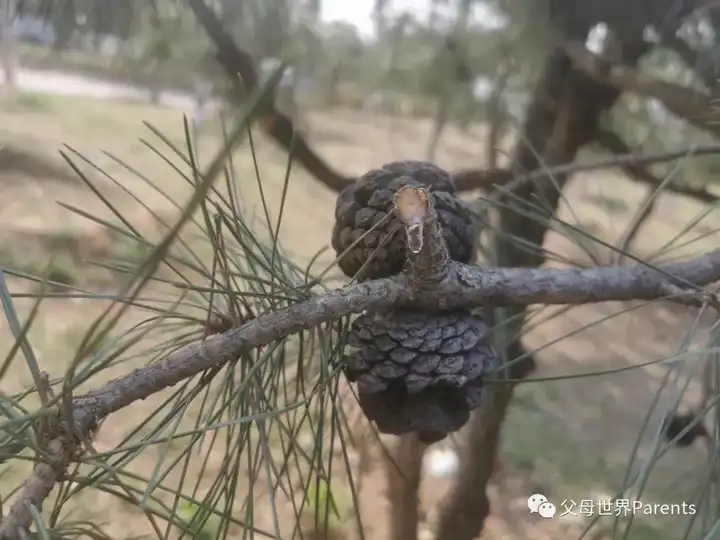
[0,67,197,109]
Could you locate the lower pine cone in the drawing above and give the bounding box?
[356,381,483,444]
[344,308,500,443]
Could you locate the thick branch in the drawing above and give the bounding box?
[186,0,353,192]
[565,41,720,138]
[385,434,426,540]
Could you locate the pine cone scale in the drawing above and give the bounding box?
[344,308,500,441]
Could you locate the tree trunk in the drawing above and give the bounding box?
[325,61,342,107]
[52,0,76,51]
[434,25,649,540]
[484,68,510,169]
[386,435,426,540]
[425,96,449,161]
[0,0,15,88]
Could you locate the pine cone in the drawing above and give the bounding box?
[344,309,500,443]
[331,161,475,281]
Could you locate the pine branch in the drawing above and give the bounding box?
[2,181,720,536]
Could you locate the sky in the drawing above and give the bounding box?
[320,0,411,38]
[320,0,503,39]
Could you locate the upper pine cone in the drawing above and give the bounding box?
[344,309,500,443]
[331,161,476,281]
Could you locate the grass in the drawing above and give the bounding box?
[1,87,720,539]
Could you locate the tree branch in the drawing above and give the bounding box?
[394,185,450,283]
[460,142,720,204]
[385,434,426,540]
[454,143,720,199]
[3,231,720,536]
[186,0,354,192]
[187,0,720,203]
[564,41,720,138]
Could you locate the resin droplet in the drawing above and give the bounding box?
[406,223,423,254]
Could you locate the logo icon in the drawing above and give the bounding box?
[527,493,547,514]
[527,493,556,519]
[538,501,557,519]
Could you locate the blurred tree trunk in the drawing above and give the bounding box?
[386,435,426,540]
[0,0,16,88]
[387,14,410,78]
[434,22,649,540]
[425,96,449,161]
[484,61,510,169]
[254,0,292,59]
[52,0,76,50]
[324,59,342,107]
[295,0,321,108]
[425,0,473,161]
[373,0,389,39]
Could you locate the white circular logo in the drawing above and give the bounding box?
[527,493,548,514]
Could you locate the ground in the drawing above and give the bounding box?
[0,88,719,540]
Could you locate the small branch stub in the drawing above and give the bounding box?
[393,184,450,283]
[394,184,429,222]
[394,184,428,254]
